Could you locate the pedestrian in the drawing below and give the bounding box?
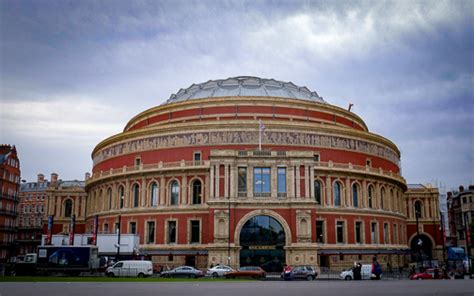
[353,263,362,280]
[371,257,382,280]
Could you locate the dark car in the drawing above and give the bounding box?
[225,266,266,279]
[160,266,205,278]
[281,266,318,281]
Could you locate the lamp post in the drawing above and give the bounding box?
[415,205,422,269]
[116,214,121,260]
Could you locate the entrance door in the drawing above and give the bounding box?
[239,215,286,272]
[185,255,196,267]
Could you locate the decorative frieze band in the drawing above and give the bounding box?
[93,131,400,166]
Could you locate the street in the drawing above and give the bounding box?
[1,280,473,296]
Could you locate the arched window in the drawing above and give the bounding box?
[170,181,179,205]
[133,184,140,207]
[107,188,112,210]
[414,200,422,218]
[334,182,341,206]
[314,180,322,204]
[352,184,359,208]
[192,180,202,205]
[368,185,374,208]
[118,185,125,209]
[150,182,159,207]
[381,188,385,210]
[64,199,73,218]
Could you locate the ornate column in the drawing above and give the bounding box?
[304,165,310,198]
[160,176,166,206]
[295,166,301,198]
[141,177,146,207]
[224,164,229,198]
[309,166,315,199]
[248,165,253,197]
[326,175,332,206]
[215,165,220,199]
[271,164,277,199]
[288,166,294,199]
[182,174,188,205]
[229,165,236,199]
[345,178,351,207]
[210,165,215,200]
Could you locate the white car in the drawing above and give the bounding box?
[340,264,380,280]
[206,265,235,278]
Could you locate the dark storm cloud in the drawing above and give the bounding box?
[0,0,472,189]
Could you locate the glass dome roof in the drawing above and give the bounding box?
[164,76,326,105]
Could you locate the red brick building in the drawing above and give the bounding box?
[85,77,413,271]
[16,174,51,255]
[0,145,20,262]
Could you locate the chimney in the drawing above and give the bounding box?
[51,173,58,183]
[85,172,91,180]
[459,185,464,192]
[37,174,45,183]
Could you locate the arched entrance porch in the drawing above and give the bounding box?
[235,211,291,272]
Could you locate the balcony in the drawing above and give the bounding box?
[87,156,405,188]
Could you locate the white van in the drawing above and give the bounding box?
[106,260,153,277]
[340,264,381,280]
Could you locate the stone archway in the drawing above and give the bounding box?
[409,233,434,261]
[235,210,290,272]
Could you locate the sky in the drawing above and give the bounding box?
[0,0,473,192]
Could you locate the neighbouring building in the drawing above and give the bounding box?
[84,76,410,271]
[0,145,20,262]
[43,177,87,238]
[404,184,443,264]
[16,174,51,255]
[447,185,474,259]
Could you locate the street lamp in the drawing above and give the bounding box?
[414,203,423,269]
[116,215,121,260]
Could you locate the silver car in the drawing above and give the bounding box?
[160,266,205,278]
[206,265,235,278]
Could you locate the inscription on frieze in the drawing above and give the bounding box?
[94,131,399,165]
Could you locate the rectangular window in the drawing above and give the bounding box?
[190,220,200,243]
[103,223,109,233]
[168,221,176,244]
[314,154,320,162]
[336,221,344,243]
[316,220,324,243]
[193,152,201,162]
[371,222,377,244]
[135,157,141,166]
[130,222,136,234]
[355,222,362,244]
[277,167,286,194]
[238,167,247,193]
[384,223,389,244]
[146,221,155,244]
[253,167,270,195]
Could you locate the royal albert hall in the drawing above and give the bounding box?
[85,76,409,271]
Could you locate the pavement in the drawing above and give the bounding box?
[1,280,473,296]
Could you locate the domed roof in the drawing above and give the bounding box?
[165,76,326,105]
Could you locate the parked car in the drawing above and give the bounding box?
[409,268,449,280]
[106,260,153,278]
[280,265,318,281]
[206,265,235,278]
[225,266,266,279]
[160,266,205,278]
[340,264,379,280]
